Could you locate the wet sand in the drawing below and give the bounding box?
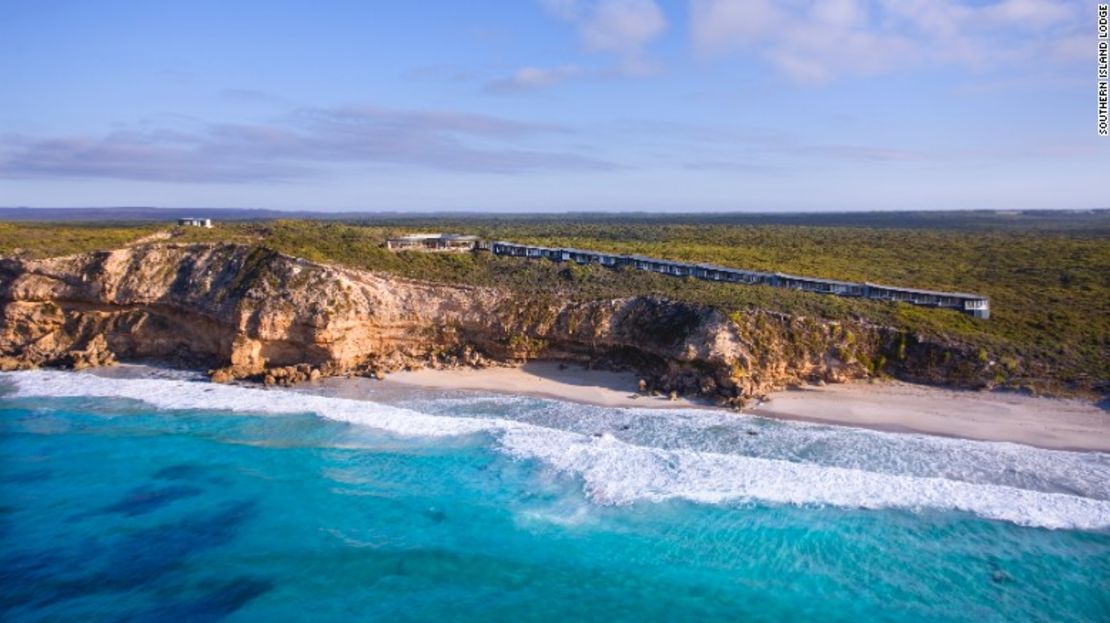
[384,361,703,409]
[384,362,1110,452]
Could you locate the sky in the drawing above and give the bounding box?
[1,0,1106,212]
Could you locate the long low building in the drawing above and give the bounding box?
[385,233,481,252]
[489,241,990,318]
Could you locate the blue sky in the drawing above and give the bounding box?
[1,0,1105,212]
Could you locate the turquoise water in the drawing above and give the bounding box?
[1,370,1108,622]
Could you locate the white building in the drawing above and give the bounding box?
[385,233,480,252]
[177,218,213,228]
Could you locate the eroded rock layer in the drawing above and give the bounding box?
[0,244,995,405]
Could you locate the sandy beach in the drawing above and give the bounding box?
[384,361,705,409]
[748,382,1110,452]
[383,362,1110,452]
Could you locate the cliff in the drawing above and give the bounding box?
[0,243,999,405]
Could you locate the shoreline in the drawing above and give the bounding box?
[747,382,1110,453]
[382,362,1109,452]
[382,361,709,410]
[78,361,1110,452]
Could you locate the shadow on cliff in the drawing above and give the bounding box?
[518,360,642,393]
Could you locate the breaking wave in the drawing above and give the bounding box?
[5,370,1109,531]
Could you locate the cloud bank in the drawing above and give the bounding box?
[0,107,615,183]
[689,0,1087,83]
[492,0,1086,91]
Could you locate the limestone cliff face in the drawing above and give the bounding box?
[0,243,994,404]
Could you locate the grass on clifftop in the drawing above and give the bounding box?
[1,216,1107,393]
[0,222,161,258]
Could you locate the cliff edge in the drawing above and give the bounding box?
[0,243,999,406]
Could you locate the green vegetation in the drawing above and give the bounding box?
[1,215,1106,393]
[0,222,160,258]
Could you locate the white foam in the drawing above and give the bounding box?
[5,370,1110,531]
[4,369,495,438]
[497,427,1110,531]
[404,392,1110,501]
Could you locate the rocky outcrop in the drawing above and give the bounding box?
[0,243,999,406]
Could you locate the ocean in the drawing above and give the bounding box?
[1,369,1108,622]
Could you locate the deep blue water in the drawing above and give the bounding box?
[1,370,1108,622]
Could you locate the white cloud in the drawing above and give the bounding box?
[690,0,1086,84]
[492,0,667,92]
[540,0,666,65]
[983,0,1076,27]
[540,0,582,21]
[486,65,584,92]
[689,0,783,52]
[577,0,667,56]
[812,0,867,28]
[877,0,1069,36]
[690,0,911,83]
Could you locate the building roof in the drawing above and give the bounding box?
[863,282,987,300]
[389,233,480,241]
[488,241,989,302]
[776,273,858,287]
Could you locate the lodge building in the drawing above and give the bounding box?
[383,234,989,317]
[384,233,481,252]
[487,241,991,318]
